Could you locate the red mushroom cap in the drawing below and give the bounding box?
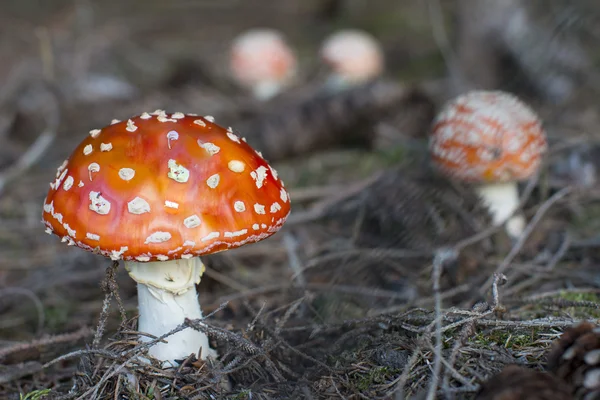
[429,90,548,183]
[42,111,291,262]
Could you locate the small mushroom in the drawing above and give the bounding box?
[319,29,384,91]
[429,90,548,239]
[229,28,298,101]
[42,111,291,366]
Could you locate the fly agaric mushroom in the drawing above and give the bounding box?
[319,29,384,91]
[42,111,291,366]
[229,28,298,101]
[429,90,547,239]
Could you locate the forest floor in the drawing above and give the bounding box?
[1,1,600,399]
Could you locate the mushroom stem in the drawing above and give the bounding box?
[124,258,215,366]
[475,181,525,239]
[252,80,282,101]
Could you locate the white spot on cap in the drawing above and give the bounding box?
[78,180,84,188]
[269,165,278,180]
[224,229,248,238]
[100,143,113,152]
[183,215,201,228]
[140,112,151,119]
[43,201,54,214]
[51,168,68,190]
[83,144,93,155]
[201,232,220,241]
[280,188,288,202]
[183,240,196,246]
[55,160,68,177]
[165,200,179,209]
[252,223,260,230]
[54,213,63,223]
[270,202,281,213]
[167,159,190,183]
[250,166,268,188]
[86,232,100,241]
[63,223,76,237]
[234,201,246,212]
[145,231,172,244]
[166,130,179,149]
[204,115,215,122]
[128,197,150,214]
[110,246,129,260]
[126,119,138,132]
[63,176,74,191]
[89,191,111,215]
[157,113,176,123]
[151,109,165,115]
[198,141,220,155]
[136,256,150,262]
[193,119,206,127]
[227,128,241,143]
[88,163,100,181]
[111,119,120,124]
[155,255,168,261]
[228,160,245,172]
[261,223,267,229]
[89,129,101,138]
[119,168,135,181]
[45,227,53,235]
[172,112,185,119]
[206,174,220,188]
[254,203,266,214]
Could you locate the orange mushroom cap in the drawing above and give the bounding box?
[42,111,291,262]
[429,91,548,183]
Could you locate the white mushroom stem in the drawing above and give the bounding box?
[252,80,283,101]
[124,257,215,367]
[475,181,525,239]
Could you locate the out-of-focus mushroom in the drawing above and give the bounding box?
[229,28,298,101]
[42,111,291,366]
[319,29,384,91]
[429,90,547,239]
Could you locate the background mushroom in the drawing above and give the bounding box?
[319,29,385,92]
[42,111,291,366]
[229,28,298,101]
[429,90,548,239]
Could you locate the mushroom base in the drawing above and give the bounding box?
[124,258,216,367]
[475,181,525,239]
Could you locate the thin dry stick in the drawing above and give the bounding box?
[93,262,122,348]
[426,248,458,400]
[478,186,572,295]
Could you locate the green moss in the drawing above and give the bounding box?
[472,328,541,350]
[20,389,51,400]
[229,390,252,400]
[352,366,398,392]
[553,291,600,319]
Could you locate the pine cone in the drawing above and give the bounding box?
[475,365,573,400]
[240,80,432,161]
[547,322,600,399]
